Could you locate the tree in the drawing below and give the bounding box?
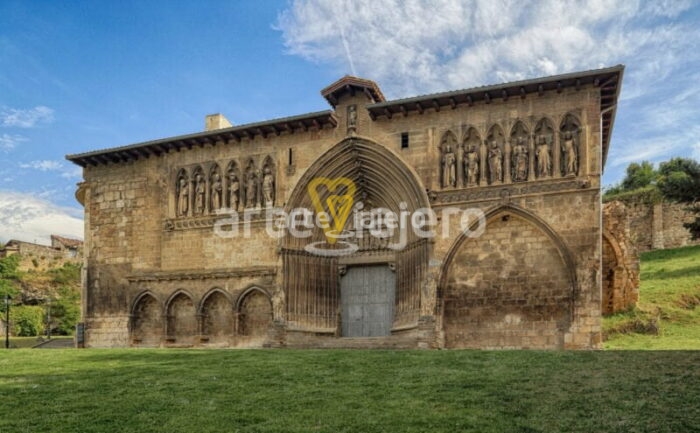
[621,161,657,191]
[0,255,20,299]
[657,157,700,239]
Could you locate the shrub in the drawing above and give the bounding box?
[10,305,45,337]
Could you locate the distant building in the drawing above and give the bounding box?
[0,236,83,270]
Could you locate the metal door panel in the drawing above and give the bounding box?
[341,265,395,337]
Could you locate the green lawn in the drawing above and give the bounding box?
[604,244,700,349]
[1,349,700,433]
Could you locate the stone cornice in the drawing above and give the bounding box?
[429,177,594,206]
[126,266,277,282]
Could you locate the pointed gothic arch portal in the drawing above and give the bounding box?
[439,204,577,349]
[281,137,430,334]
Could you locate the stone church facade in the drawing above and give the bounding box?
[67,65,624,349]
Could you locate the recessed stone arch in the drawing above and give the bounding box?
[130,291,163,347]
[439,204,577,349]
[509,120,530,182]
[560,113,582,177]
[236,287,273,340]
[165,290,197,346]
[199,288,234,344]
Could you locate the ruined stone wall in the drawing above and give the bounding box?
[602,201,639,315]
[621,199,699,252]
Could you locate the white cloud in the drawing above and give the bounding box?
[18,159,83,179]
[19,160,63,171]
[0,191,83,245]
[1,106,54,128]
[0,133,27,151]
[277,0,696,96]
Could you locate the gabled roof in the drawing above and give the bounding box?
[321,75,385,107]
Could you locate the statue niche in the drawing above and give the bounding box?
[462,128,480,187]
[440,131,458,188]
[560,114,581,177]
[244,160,259,209]
[226,161,241,212]
[192,167,206,215]
[261,157,275,208]
[534,119,554,178]
[176,169,189,217]
[510,122,529,182]
[486,126,505,185]
[209,164,223,213]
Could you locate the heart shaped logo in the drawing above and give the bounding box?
[307,177,356,244]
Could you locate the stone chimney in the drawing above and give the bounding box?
[205,113,233,131]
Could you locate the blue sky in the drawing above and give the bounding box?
[1,0,699,244]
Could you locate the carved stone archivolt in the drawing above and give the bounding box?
[173,156,276,218]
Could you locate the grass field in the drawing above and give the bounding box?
[2,349,700,433]
[604,244,700,349]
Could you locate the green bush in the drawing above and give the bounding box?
[51,286,81,335]
[48,262,81,286]
[11,305,45,337]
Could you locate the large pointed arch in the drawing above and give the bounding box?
[438,203,577,349]
[281,136,430,332]
[439,203,577,292]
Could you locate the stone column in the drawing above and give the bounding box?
[528,134,536,182]
[503,140,512,185]
[479,140,488,186]
[553,132,561,178]
[652,203,665,249]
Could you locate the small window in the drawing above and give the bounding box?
[400,132,409,149]
[288,148,293,165]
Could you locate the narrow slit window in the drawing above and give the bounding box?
[288,148,293,165]
[401,132,409,149]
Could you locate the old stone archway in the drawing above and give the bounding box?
[439,205,577,349]
[280,137,431,335]
[131,292,163,347]
[237,288,273,340]
[602,201,640,315]
[165,291,197,346]
[200,289,234,345]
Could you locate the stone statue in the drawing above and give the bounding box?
[441,145,456,188]
[463,145,479,186]
[262,166,275,207]
[245,169,258,209]
[177,177,189,216]
[228,172,240,211]
[194,173,206,214]
[562,130,578,176]
[210,172,223,211]
[512,137,528,182]
[487,139,503,184]
[536,136,551,178]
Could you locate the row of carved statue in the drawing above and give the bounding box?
[176,157,275,217]
[440,114,581,188]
